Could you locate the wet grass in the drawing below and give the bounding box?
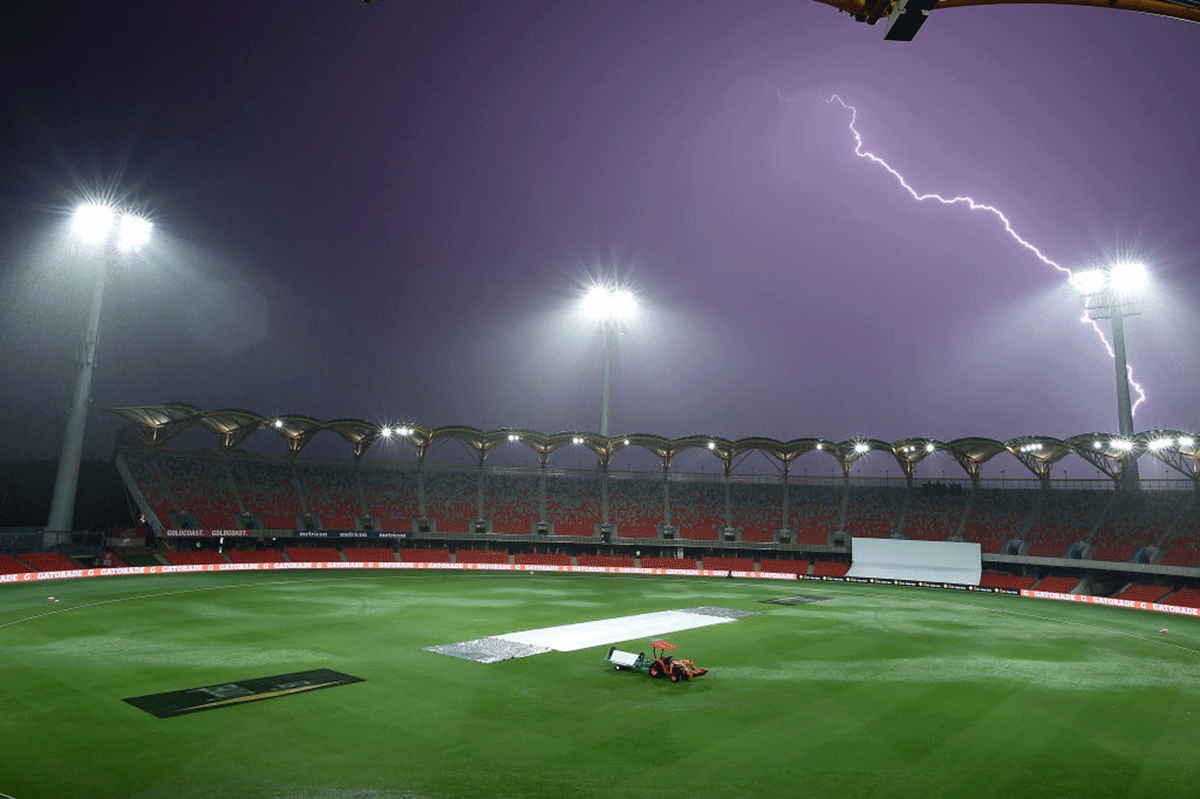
[2,570,1198,798]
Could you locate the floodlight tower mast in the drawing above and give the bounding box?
[583,285,635,438]
[600,321,614,437]
[47,206,152,536]
[1072,263,1146,489]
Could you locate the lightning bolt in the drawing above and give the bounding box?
[824,93,1146,415]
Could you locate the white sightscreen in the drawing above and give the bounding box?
[846,537,981,585]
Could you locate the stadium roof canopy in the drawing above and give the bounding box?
[811,0,1200,41]
[108,405,1200,487]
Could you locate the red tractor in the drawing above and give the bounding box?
[604,640,708,681]
[646,640,707,681]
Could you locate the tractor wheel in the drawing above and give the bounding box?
[681,670,691,680]
[649,663,661,678]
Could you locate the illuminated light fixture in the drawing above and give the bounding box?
[117,215,153,251]
[707,441,716,450]
[72,204,115,244]
[1093,440,1102,449]
[583,285,637,319]
[1110,439,1134,451]
[380,426,393,437]
[1070,269,1107,296]
[508,433,520,442]
[1148,437,1173,451]
[1108,262,1148,294]
[815,443,822,450]
[623,438,630,446]
[1179,436,1195,448]
[273,419,284,429]
[925,442,935,453]
[853,442,870,454]
[398,426,414,436]
[572,436,584,445]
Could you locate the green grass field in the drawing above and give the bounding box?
[2,570,1198,799]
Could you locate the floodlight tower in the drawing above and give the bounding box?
[582,285,636,437]
[46,205,153,535]
[1071,262,1146,489]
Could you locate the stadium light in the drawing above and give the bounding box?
[47,203,154,536]
[1074,260,1150,489]
[118,215,153,251]
[72,204,114,244]
[1109,262,1147,294]
[583,286,636,320]
[1069,269,1106,295]
[582,283,637,437]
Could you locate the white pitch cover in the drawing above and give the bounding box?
[846,537,982,585]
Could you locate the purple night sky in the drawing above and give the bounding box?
[1,1,1197,474]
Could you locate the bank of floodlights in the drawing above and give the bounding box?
[72,204,153,251]
[1071,262,1147,298]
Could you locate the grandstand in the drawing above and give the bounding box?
[1022,490,1108,558]
[111,444,1200,579]
[607,475,662,538]
[4,407,1183,605]
[961,489,1037,553]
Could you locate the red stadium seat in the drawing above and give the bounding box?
[20,552,81,571]
[702,556,754,572]
[1033,576,1079,593]
[1160,589,1200,608]
[0,555,35,574]
[978,573,1036,590]
[163,550,228,565]
[342,547,397,562]
[399,548,451,563]
[1112,583,1171,603]
[514,553,572,567]
[760,558,810,575]
[640,556,696,570]
[284,546,341,562]
[811,561,850,577]
[455,549,509,564]
[577,554,635,568]
[225,549,287,564]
